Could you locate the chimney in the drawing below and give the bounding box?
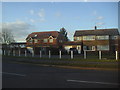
[95,26,97,30]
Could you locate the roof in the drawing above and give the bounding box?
[74,28,119,37]
[26,31,59,40]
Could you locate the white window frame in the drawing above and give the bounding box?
[96,35,109,40]
[43,39,48,43]
[29,39,33,43]
[76,37,82,41]
[83,36,95,40]
[83,46,95,51]
[34,39,38,43]
[49,39,53,43]
[111,36,118,40]
[34,34,37,37]
[97,45,109,51]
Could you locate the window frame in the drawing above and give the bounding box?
[97,45,109,51]
[96,35,109,40]
[34,39,38,43]
[43,39,48,43]
[76,37,82,41]
[49,38,53,43]
[83,46,96,51]
[83,36,95,40]
[111,36,118,40]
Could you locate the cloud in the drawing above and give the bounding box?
[93,22,105,29]
[1,20,33,42]
[39,18,45,22]
[55,12,61,17]
[30,19,35,23]
[30,9,34,15]
[96,22,105,25]
[93,10,97,16]
[96,16,104,20]
[38,9,46,22]
[38,9,45,18]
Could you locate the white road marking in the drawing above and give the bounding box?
[67,80,119,86]
[0,72,26,77]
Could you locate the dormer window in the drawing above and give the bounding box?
[49,39,53,43]
[44,39,48,43]
[29,39,33,43]
[48,36,53,39]
[34,34,37,37]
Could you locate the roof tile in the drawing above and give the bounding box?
[26,31,59,40]
[74,29,119,36]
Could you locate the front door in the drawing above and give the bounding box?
[77,45,81,54]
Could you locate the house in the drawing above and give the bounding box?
[26,31,67,54]
[73,27,120,53]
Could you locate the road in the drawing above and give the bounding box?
[2,61,119,88]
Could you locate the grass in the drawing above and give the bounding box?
[2,55,119,69]
[2,55,119,62]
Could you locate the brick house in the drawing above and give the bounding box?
[73,28,120,53]
[26,31,67,54]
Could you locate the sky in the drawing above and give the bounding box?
[1,0,119,42]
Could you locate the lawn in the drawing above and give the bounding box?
[2,55,119,69]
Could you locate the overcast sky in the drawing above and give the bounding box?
[1,0,119,42]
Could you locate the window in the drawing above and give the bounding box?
[111,36,118,40]
[96,35,109,40]
[49,39,53,43]
[83,36,95,40]
[76,37,82,41]
[34,39,38,43]
[43,39,48,43]
[34,34,37,37]
[83,46,95,51]
[97,45,109,50]
[59,40,63,43]
[76,37,79,40]
[28,39,32,43]
[77,46,81,54]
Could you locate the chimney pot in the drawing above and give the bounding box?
[95,26,97,30]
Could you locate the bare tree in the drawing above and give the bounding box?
[0,29,15,44]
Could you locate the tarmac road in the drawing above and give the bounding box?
[2,61,119,88]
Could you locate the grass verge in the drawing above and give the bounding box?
[2,55,119,70]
